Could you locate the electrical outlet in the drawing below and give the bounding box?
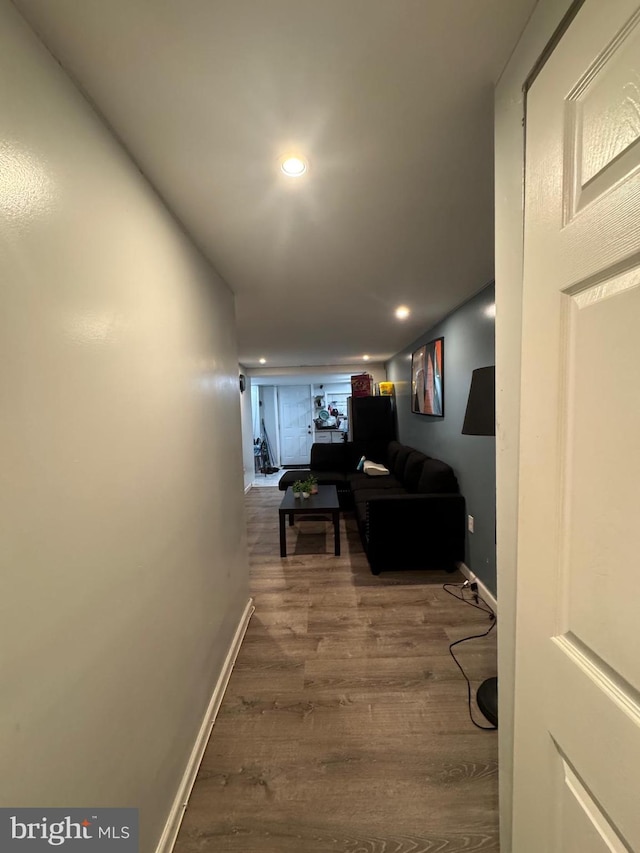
[468,514,474,533]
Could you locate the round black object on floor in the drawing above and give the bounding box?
[477,677,498,727]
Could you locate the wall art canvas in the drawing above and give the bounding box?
[411,336,444,416]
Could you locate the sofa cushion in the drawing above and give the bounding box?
[392,444,415,479]
[278,470,311,491]
[348,472,402,490]
[310,442,348,471]
[402,450,429,493]
[417,458,459,494]
[310,470,349,486]
[348,440,389,467]
[385,440,403,472]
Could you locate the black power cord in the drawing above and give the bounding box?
[443,581,497,731]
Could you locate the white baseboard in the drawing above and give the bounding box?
[244,483,252,494]
[457,563,498,614]
[155,597,255,853]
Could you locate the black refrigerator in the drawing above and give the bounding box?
[348,396,396,442]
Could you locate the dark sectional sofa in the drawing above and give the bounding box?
[279,439,465,574]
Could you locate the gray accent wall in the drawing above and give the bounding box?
[387,284,496,594]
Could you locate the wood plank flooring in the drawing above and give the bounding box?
[174,488,499,852]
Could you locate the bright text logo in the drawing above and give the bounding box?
[1,809,138,851]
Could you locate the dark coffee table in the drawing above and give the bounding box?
[278,485,341,558]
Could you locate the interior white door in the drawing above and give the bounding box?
[513,1,640,850]
[278,385,312,466]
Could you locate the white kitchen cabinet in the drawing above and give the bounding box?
[314,430,346,444]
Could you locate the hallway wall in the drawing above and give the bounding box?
[239,368,255,491]
[387,284,496,593]
[0,3,249,850]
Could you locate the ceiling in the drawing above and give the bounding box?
[14,0,536,368]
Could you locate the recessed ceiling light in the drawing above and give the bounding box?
[280,155,307,177]
[363,354,370,361]
[259,357,266,364]
[395,305,410,320]
[484,303,496,318]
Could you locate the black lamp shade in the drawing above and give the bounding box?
[462,366,495,436]
[461,364,497,726]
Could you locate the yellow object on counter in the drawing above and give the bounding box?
[379,382,394,396]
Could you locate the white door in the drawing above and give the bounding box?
[513,1,640,850]
[278,385,312,466]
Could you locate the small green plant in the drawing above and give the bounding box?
[292,480,304,496]
[304,475,318,494]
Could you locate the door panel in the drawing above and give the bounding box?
[514,0,640,849]
[278,385,312,466]
[571,9,640,205]
[558,759,628,852]
[565,277,640,685]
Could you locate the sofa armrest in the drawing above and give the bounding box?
[363,493,466,569]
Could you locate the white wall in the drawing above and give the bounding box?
[238,368,255,491]
[251,383,260,438]
[258,386,280,467]
[495,1,573,849]
[0,4,250,851]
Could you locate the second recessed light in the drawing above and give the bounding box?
[280,155,307,177]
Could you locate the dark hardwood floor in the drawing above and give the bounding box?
[174,487,499,852]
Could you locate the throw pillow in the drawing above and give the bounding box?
[363,460,390,477]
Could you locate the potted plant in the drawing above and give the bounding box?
[306,475,318,495]
[292,480,304,498]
